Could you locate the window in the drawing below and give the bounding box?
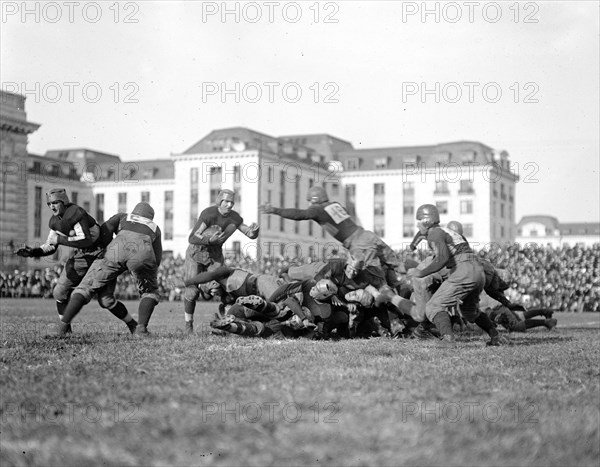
[461,151,476,163]
[267,190,272,230]
[71,191,78,205]
[460,200,473,214]
[374,204,385,216]
[346,158,360,170]
[463,224,473,237]
[190,168,198,228]
[403,205,414,215]
[96,193,104,223]
[435,201,448,214]
[345,184,356,218]
[143,167,158,178]
[118,193,127,213]
[500,203,505,218]
[459,180,473,193]
[294,182,300,234]
[280,171,285,232]
[141,191,150,203]
[34,186,42,238]
[164,191,173,240]
[435,181,449,194]
[374,183,385,195]
[83,201,90,213]
[403,182,414,196]
[374,157,388,169]
[403,225,414,237]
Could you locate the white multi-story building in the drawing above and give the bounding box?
[516,215,600,247]
[336,142,519,250]
[1,92,523,270]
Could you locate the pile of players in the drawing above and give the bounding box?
[17,186,556,345]
[173,187,557,347]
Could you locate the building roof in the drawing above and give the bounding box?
[517,215,560,231]
[337,141,495,171]
[180,127,332,166]
[559,223,600,236]
[125,159,174,180]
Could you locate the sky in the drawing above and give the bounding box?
[2,0,599,223]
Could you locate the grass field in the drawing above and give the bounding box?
[1,298,599,467]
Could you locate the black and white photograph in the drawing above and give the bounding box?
[1,1,599,465]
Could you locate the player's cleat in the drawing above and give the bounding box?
[210,314,236,330]
[170,277,186,288]
[544,318,557,330]
[56,321,72,337]
[389,317,405,338]
[134,325,150,337]
[411,323,434,340]
[486,335,508,346]
[185,321,194,335]
[236,295,266,310]
[126,319,138,334]
[437,334,457,347]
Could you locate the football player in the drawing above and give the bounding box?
[407,204,503,346]
[259,186,407,297]
[14,188,136,333]
[183,189,260,334]
[56,202,162,336]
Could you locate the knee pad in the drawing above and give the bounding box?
[97,293,117,309]
[183,286,200,302]
[52,284,71,302]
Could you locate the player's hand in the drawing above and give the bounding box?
[15,245,33,257]
[246,223,260,239]
[303,319,317,331]
[208,232,226,245]
[330,296,344,307]
[258,203,275,214]
[346,303,358,313]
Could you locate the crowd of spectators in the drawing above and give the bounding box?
[2,244,598,312]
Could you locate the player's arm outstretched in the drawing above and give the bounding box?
[14,229,59,258]
[259,203,318,221]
